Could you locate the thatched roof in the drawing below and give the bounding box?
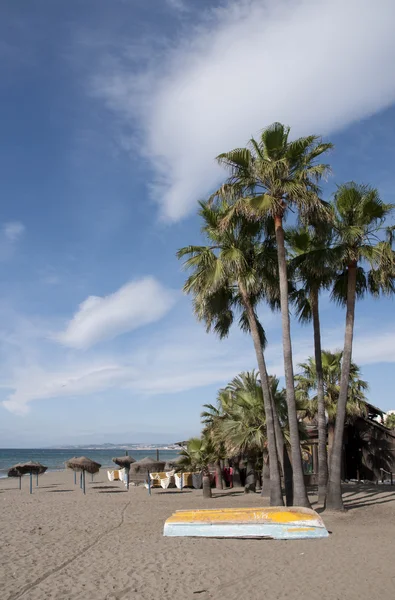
[130,456,166,473]
[164,456,182,470]
[8,465,22,477]
[8,461,47,476]
[66,456,101,474]
[112,456,136,468]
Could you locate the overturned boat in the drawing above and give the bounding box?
[163,507,329,540]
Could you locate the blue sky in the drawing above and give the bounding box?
[1,0,395,447]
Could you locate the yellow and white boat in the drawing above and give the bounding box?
[163,507,329,539]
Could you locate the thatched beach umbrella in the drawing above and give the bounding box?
[112,456,136,490]
[130,456,166,473]
[130,457,166,496]
[8,464,24,490]
[164,456,182,471]
[8,461,47,493]
[66,457,101,494]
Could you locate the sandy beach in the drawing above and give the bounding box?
[1,471,394,600]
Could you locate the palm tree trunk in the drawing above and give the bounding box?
[310,288,328,504]
[272,394,294,506]
[244,460,256,493]
[328,423,335,469]
[261,450,270,497]
[202,467,212,499]
[240,286,284,506]
[326,262,357,510]
[275,216,310,508]
[215,460,223,489]
[232,461,241,487]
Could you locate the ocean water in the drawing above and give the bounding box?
[0,448,180,477]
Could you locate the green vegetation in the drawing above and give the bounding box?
[177,122,395,509]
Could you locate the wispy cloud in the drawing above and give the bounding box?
[92,0,395,220]
[1,318,255,415]
[4,221,25,241]
[56,277,178,349]
[0,221,25,260]
[2,298,395,416]
[165,0,188,11]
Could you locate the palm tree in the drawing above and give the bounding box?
[385,413,395,430]
[288,225,334,503]
[296,350,369,435]
[178,437,215,498]
[220,371,271,494]
[325,183,395,510]
[177,201,285,505]
[214,122,333,507]
[201,403,226,489]
[213,371,288,495]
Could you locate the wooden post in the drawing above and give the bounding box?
[74,471,77,485]
[126,467,130,491]
[36,472,39,486]
[19,476,21,490]
[180,472,183,492]
[29,471,33,494]
[83,471,86,495]
[80,471,83,489]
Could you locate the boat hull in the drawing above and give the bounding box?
[163,507,329,540]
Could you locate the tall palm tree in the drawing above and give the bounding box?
[177,201,285,505]
[214,122,333,507]
[178,437,215,498]
[288,225,334,503]
[325,183,395,510]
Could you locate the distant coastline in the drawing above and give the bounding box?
[0,447,180,476]
[44,443,181,450]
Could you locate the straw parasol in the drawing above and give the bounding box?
[130,456,166,473]
[112,456,136,491]
[8,461,48,493]
[164,456,182,471]
[112,456,136,468]
[66,457,101,494]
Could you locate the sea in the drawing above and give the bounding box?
[0,448,180,478]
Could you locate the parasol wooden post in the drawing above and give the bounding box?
[36,472,39,486]
[80,471,83,489]
[19,476,21,490]
[29,471,33,494]
[83,470,86,495]
[74,471,76,485]
[126,467,130,491]
[147,470,151,496]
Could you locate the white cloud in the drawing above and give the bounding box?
[92,0,395,220]
[0,221,25,260]
[1,322,255,415]
[56,277,177,349]
[165,0,188,11]
[3,301,395,416]
[4,221,25,241]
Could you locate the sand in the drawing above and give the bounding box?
[1,471,395,600]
